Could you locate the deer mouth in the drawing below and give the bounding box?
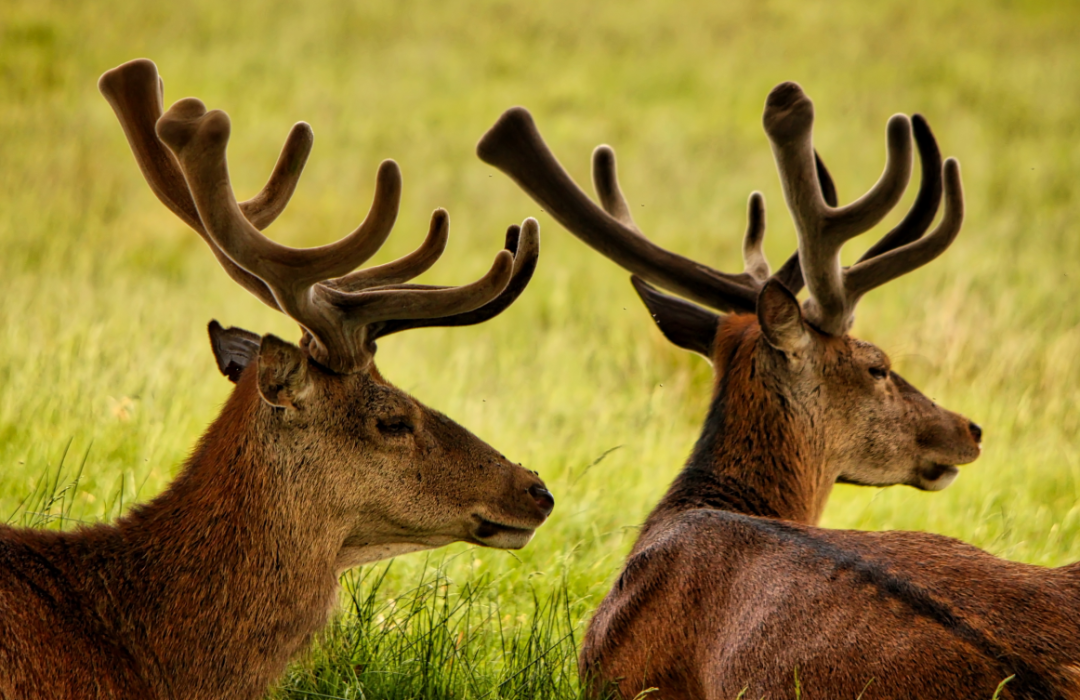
[916,462,960,491]
[470,516,536,549]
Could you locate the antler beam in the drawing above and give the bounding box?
[476,108,843,315]
[762,82,964,335]
[478,108,764,314]
[479,85,961,338]
[99,59,312,311]
[101,59,540,373]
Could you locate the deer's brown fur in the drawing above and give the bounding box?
[0,337,552,700]
[578,292,1080,700]
[470,83,1080,698]
[0,58,552,700]
[587,512,1080,700]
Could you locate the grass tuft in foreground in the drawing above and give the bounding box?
[3,0,1080,696]
[274,563,588,700]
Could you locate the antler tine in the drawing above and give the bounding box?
[586,125,846,299]
[98,60,201,229]
[478,107,761,314]
[239,122,316,230]
[591,145,642,233]
[590,135,780,311]
[323,249,514,321]
[98,59,314,311]
[288,245,514,371]
[156,98,400,295]
[326,208,451,292]
[369,217,541,339]
[775,126,939,298]
[815,151,840,211]
[775,151,839,294]
[843,158,963,303]
[101,59,536,374]
[763,82,916,335]
[324,210,541,333]
[593,145,784,290]
[151,90,523,371]
[742,192,770,282]
[855,114,943,264]
[308,247,515,368]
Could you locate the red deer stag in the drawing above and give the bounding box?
[0,59,553,700]
[478,87,1078,699]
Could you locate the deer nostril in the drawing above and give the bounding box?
[968,421,983,443]
[528,484,555,516]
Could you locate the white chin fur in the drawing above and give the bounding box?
[917,464,960,491]
[477,529,535,550]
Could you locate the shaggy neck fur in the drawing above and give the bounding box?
[19,372,345,699]
[644,315,831,535]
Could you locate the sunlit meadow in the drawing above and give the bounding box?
[2,0,1079,697]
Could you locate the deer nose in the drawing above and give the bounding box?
[968,421,983,443]
[529,484,555,516]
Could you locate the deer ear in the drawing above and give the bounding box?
[208,321,261,384]
[631,276,720,358]
[256,335,310,409]
[757,279,810,353]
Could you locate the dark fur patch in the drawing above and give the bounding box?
[704,511,1060,700]
[660,471,782,519]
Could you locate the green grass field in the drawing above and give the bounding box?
[2,0,1079,697]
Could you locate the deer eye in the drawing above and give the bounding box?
[868,366,889,381]
[377,417,415,436]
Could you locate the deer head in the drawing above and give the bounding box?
[98,59,554,560]
[477,83,980,523]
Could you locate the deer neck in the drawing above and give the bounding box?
[109,373,346,696]
[646,317,831,534]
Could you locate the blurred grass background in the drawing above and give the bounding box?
[2,0,1079,696]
